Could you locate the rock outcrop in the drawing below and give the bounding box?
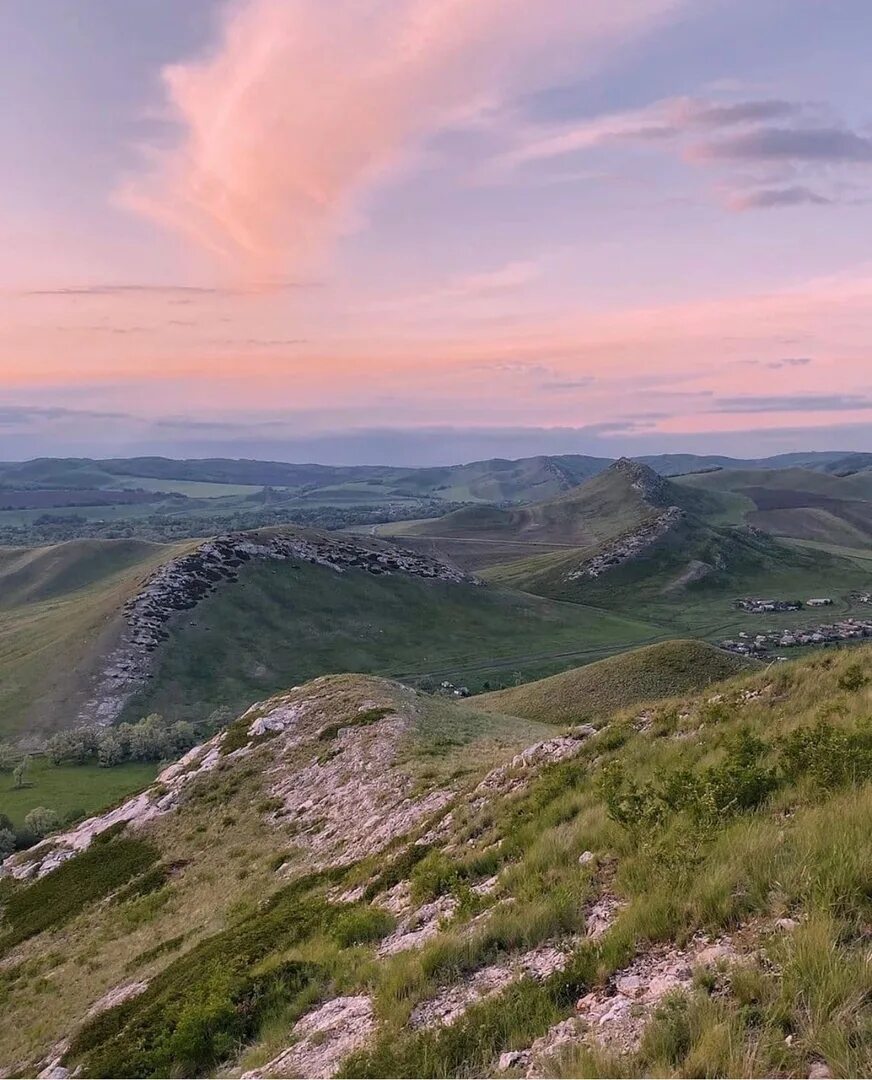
[567,506,683,581]
[81,529,475,726]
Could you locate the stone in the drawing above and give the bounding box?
[808,1063,832,1079]
[242,996,374,1079]
[498,1050,526,1071]
[578,851,595,865]
[775,917,799,932]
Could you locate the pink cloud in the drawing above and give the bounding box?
[119,0,680,278]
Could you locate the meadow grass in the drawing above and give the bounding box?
[0,758,157,827]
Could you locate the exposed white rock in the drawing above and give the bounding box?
[585,894,625,940]
[268,700,454,867]
[241,995,374,1079]
[509,934,743,1075]
[410,940,579,1030]
[567,506,683,582]
[378,894,459,956]
[84,980,149,1020]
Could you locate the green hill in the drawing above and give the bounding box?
[476,639,761,724]
[485,512,870,635]
[0,528,665,740]
[385,458,731,571]
[674,466,872,545]
[122,547,663,726]
[3,643,872,1079]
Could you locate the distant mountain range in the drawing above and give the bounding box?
[0,449,870,504]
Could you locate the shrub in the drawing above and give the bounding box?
[0,828,15,860]
[23,807,60,838]
[329,906,395,947]
[45,729,98,766]
[837,663,869,692]
[599,730,777,843]
[778,720,872,790]
[0,836,159,952]
[410,850,460,904]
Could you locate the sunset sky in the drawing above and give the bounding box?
[2,0,872,464]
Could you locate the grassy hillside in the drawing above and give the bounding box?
[0,539,191,740]
[485,515,871,637]
[387,459,732,571]
[476,639,760,724]
[124,557,664,724]
[676,466,872,544]
[3,642,871,1078]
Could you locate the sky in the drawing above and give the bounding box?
[2,0,872,465]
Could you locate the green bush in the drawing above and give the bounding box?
[329,906,395,947]
[67,873,383,1077]
[0,836,159,952]
[778,720,872,790]
[599,729,777,842]
[409,850,461,904]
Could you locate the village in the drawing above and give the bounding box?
[734,596,833,613]
[719,616,872,657]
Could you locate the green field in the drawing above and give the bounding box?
[112,476,265,498]
[0,758,157,828]
[124,559,666,724]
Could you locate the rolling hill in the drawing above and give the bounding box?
[0,526,664,741]
[408,461,872,635]
[379,458,729,570]
[674,466,872,547]
[2,642,871,1078]
[0,538,191,742]
[475,639,760,724]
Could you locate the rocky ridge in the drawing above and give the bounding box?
[80,528,474,726]
[567,506,683,581]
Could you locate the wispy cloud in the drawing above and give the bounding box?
[0,405,132,427]
[710,393,872,414]
[17,282,306,298]
[691,126,872,164]
[507,94,872,210]
[119,0,681,278]
[740,357,814,369]
[508,96,805,165]
[725,186,831,210]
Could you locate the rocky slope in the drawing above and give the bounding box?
[2,646,870,1078]
[81,527,474,726]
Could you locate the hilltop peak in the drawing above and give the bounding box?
[607,457,670,503]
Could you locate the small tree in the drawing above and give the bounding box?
[0,827,15,860]
[97,731,125,768]
[0,742,16,772]
[24,806,60,838]
[12,755,30,789]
